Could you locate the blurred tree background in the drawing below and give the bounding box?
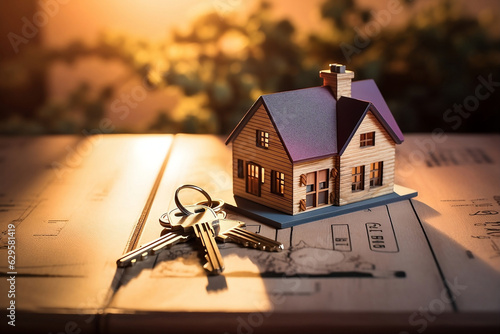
[0,0,499,135]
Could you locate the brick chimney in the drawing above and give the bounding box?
[319,63,354,99]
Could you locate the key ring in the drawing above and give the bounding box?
[174,184,212,216]
[195,199,225,213]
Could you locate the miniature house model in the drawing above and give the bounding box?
[226,64,404,215]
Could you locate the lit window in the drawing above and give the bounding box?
[271,171,285,195]
[360,132,375,147]
[246,162,261,196]
[352,166,365,191]
[370,161,383,187]
[256,130,269,148]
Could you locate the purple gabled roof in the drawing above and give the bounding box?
[261,86,337,162]
[225,86,338,163]
[336,95,404,155]
[226,79,403,163]
[351,79,404,143]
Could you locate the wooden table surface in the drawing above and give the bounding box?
[0,134,499,333]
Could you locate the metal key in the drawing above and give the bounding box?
[160,204,224,275]
[117,231,192,268]
[217,219,284,252]
[159,204,219,231]
[196,198,283,251]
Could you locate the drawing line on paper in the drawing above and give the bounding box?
[410,199,458,312]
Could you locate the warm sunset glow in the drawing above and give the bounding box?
[2,0,498,135]
[45,0,228,46]
[219,30,249,58]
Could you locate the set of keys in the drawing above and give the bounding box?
[117,185,284,274]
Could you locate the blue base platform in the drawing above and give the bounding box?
[226,185,418,229]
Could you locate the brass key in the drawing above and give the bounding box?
[117,232,192,268]
[160,205,224,275]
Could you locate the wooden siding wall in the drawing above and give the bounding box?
[232,104,293,214]
[293,157,338,215]
[338,111,395,205]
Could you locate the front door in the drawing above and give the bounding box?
[246,162,261,196]
[305,169,329,209]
